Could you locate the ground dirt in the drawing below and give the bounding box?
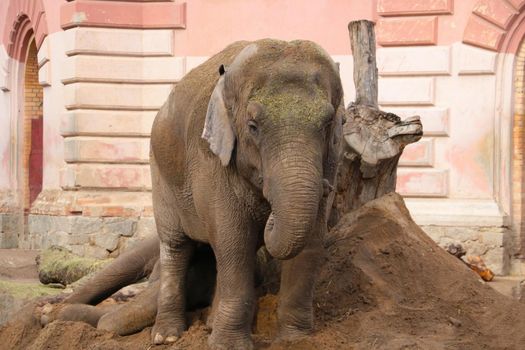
[1,193,525,350]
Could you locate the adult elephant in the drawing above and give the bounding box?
[150,39,344,349]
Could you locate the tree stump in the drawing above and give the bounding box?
[329,20,423,227]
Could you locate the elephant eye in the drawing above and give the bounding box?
[248,120,259,136]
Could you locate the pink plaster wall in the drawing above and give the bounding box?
[173,0,376,56]
[42,0,66,34]
[0,0,64,54]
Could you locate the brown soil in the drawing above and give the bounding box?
[2,193,525,350]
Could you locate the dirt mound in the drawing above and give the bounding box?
[2,193,525,350]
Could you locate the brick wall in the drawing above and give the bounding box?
[514,40,525,257]
[23,40,43,209]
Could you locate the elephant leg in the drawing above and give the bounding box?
[208,229,256,350]
[41,304,117,327]
[98,280,159,336]
[277,236,324,340]
[65,235,160,305]
[151,237,194,344]
[206,287,219,330]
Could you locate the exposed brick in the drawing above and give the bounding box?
[513,38,525,255]
[22,41,43,210]
[377,16,438,46]
[473,0,518,29]
[377,0,453,16]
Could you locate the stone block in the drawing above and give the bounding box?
[377,46,451,76]
[69,245,86,257]
[0,45,10,92]
[377,0,453,16]
[61,0,186,30]
[0,213,19,248]
[71,216,103,235]
[68,234,90,245]
[37,36,50,67]
[420,225,510,275]
[508,0,525,10]
[399,138,434,167]
[28,215,53,235]
[92,232,120,252]
[85,245,109,259]
[104,217,137,237]
[64,27,174,57]
[135,217,157,239]
[377,16,438,46]
[379,77,435,106]
[396,169,448,197]
[64,83,172,110]
[62,56,185,84]
[456,43,497,75]
[61,164,152,190]
[185,56,209,73]
[38,62,51,87]
[463,16,504,51]
[43,231,70,249]
[473,0,517,29]
[63,137,150,164]
[61,110,156,137]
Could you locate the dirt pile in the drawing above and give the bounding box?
[2,193,525,349]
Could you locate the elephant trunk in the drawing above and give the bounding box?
[263,146,323,260]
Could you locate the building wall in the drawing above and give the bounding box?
[1,0,525,274]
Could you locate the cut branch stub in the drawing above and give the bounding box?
[329,20,424,228]
[348,20,378,108]
[329,105,422,227]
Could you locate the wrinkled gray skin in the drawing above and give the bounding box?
[40,236,216,336]
[150,39,343,349]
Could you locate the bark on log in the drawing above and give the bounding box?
[348,20,378,108]
[329,20,423,227]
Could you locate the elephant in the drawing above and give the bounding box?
[39,236,217,336]
[149,39,344,349]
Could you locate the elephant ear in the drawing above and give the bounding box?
[202,66,235,166]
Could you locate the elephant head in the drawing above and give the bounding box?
[202,40,344,260]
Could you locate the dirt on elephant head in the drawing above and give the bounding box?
[2,193,525,350]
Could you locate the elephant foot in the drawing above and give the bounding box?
[276,307,314,342]
[276,324,311,342]
[208,331,254,350]
[39,303,65,326]
[151,318,186,345]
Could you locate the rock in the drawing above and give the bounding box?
[104,218,137,237]
[36,246,111,285]
[93,232,120,252]
[72,217,103,235]
[84,245,110,259]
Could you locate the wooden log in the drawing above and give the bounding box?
[329,20,423,227]
[348,20,378,108]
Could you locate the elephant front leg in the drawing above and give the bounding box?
[208,232,257,350]
[151,238,194,344]
[277,237,324,340]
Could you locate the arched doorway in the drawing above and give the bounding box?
[514,39,525,259]
[23,40,43,211]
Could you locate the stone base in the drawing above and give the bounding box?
[22,214,156,258]
[0,213,22,249]
[421,225,512,275]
